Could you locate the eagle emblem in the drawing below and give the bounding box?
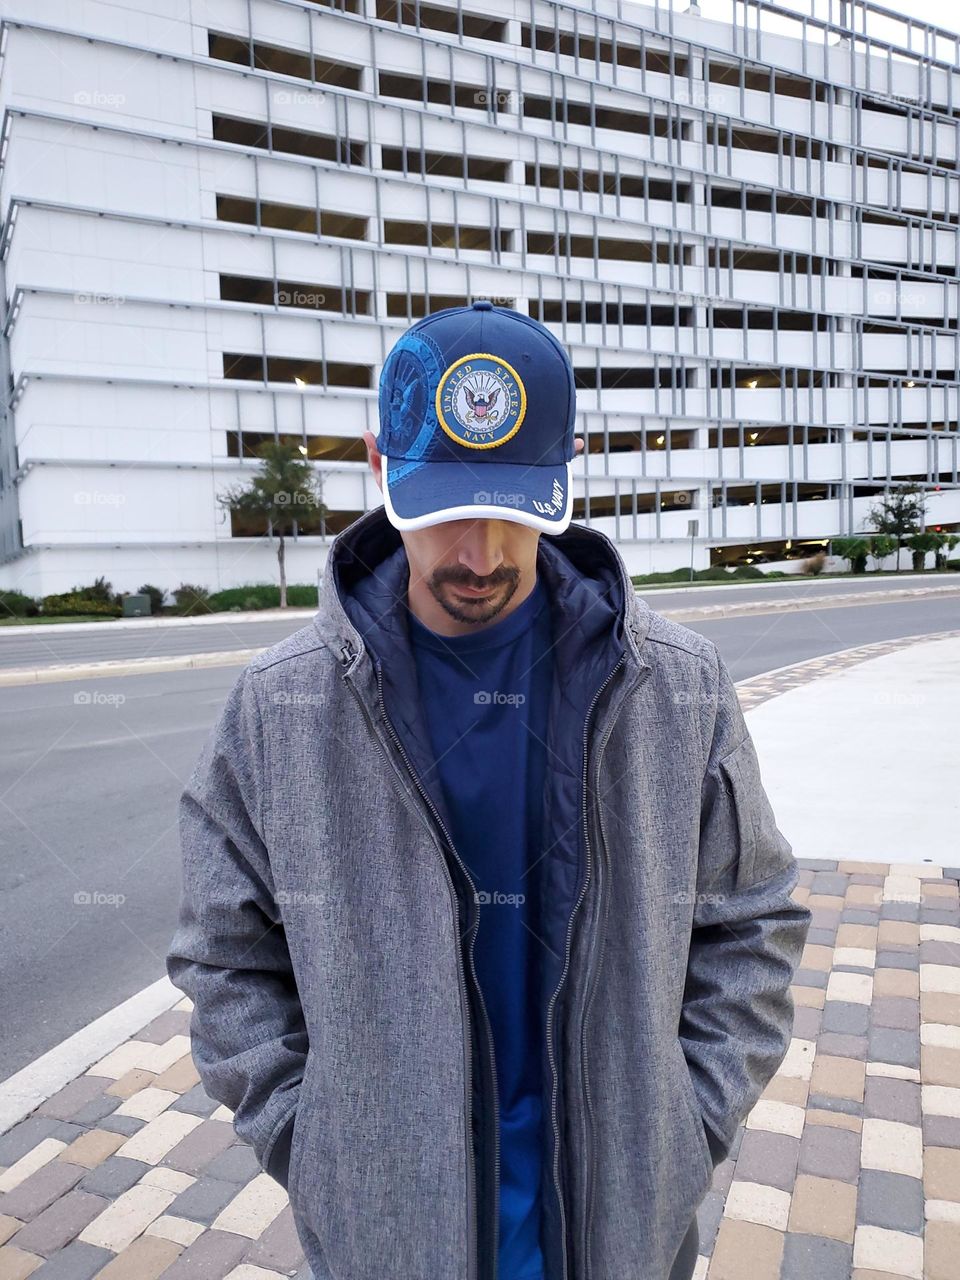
[464,382,501,424]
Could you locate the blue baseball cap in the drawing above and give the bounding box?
[377,300,576,534]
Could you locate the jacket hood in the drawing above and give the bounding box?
[311,504,652,673]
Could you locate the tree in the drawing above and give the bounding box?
[905,531,941,572]
[831,536,869,574]
[864,483,927,572]
[218,441,325,608]
[867,534,897,572]
[933,532,959,570]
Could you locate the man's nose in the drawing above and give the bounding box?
[456,521,507,578]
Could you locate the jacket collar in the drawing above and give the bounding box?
[312,505,651,674]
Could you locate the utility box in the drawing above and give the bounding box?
[122,594,152,617]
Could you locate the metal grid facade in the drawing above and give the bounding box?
[0,0,958,586]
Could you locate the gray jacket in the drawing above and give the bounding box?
[166,505,811,1280]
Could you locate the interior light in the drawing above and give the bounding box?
[656,434,665,445]
[746,379,758,389]
[294,376,307,388]
[905,380,915,388]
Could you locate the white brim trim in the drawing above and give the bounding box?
[381,458,575,535]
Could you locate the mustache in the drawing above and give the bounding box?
[436,569,518,590]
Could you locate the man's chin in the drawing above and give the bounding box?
[440,582,512,622]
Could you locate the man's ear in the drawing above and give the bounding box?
[363,430,384,493]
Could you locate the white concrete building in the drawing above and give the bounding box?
[0,0,958,596]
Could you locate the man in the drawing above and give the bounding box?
[166,301,811,1280]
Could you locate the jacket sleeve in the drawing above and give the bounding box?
[165,665,305,1189]
[679,642,812,1168]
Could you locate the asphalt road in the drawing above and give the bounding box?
[0,615,316,671]
[1,572,958,671]
[0,591,958,1080]
[695,594,960,682]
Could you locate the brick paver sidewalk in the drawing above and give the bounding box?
[1,637,958,1280]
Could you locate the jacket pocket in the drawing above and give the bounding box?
[673,1040,713,1189]
[289,1105,308,1203]
[718,735,793,891]
[286,1082,308,1210]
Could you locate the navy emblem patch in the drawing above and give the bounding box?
[435,353,526,449]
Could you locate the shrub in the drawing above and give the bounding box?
[629,569,686,585]
[631,563,788,586]
[172,584,212,615]
[41,593,122,618]
[868,534,898,571]
[710,564,766,580]
[832,537,870,574]
[206,584,318,612]
[138,584,165,615]
[206,585,274,611]
[86,575,117,604]
[905,532,940,572]
[271,583,317,607]
[683,565,766,581]
[32,577,130,618]
[934,534,959,569]
[0,590,39,617]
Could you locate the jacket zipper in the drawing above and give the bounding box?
[338,644,489,1280]
[372,656,500,1280]
[544,650,627,1280]
[580,660,643,1280]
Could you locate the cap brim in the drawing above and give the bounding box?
[382,456,574,534]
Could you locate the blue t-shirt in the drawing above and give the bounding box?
[408,574,552,1280]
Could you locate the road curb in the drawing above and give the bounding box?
[637,571,960,592]
[0,647,266,687]
[0,608,316,637]
[658,582,960,621]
